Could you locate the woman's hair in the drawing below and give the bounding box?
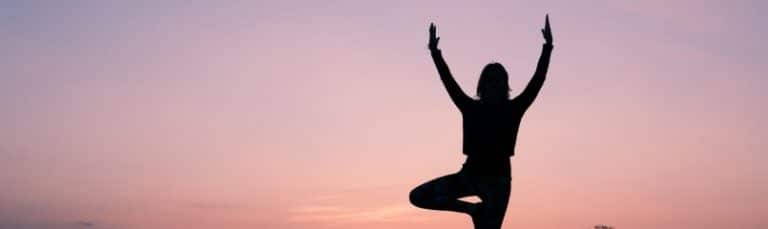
[476,63,510,101]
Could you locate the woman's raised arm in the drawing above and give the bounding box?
[429,23,472,110]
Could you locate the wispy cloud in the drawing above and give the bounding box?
[188,201,238,210]
[289,203,426,224]
[0,220,101,229]
[75,221,94,227]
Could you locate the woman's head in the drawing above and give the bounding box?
[476,63,510,101]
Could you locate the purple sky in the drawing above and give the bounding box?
[2,1,767,228]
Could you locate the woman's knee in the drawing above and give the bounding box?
[409,186,426,207]
[409,174,456,208]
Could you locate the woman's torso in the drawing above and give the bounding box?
[459,99,528,177]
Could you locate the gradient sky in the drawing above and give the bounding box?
[1,1,767,229]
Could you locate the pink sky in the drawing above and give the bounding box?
[1,1,766,228]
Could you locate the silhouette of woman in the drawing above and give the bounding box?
[409,15,554,229]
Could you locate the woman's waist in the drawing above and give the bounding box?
[463,155,511,165]
[462,143,515,157]
[460,155,511,177]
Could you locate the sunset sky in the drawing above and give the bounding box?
[1,1,766,228]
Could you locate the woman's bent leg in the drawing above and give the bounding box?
[409,173,476,214]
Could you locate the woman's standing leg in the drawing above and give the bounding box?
[471,177,511,229]
[409,173,477,214]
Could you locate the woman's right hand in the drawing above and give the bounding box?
[429,22,440,51]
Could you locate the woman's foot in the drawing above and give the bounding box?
[468,203,483,224]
